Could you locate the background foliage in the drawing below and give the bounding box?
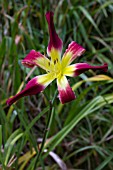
[0,0,113,169]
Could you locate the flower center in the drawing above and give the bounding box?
[47,59,63,79]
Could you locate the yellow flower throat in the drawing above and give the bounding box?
[47,48,64,79]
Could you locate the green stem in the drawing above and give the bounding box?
[33,90,57,169]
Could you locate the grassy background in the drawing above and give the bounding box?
[0,0,113,169]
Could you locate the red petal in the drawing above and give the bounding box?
[45,12,63,55]
[74,63,108,76]
[62,41,85,67]
[6,76,45,106]
[22,50,51,71]
[22,50,44,68]
[57,76,76,104]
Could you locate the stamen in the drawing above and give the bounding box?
[54,59,56,65]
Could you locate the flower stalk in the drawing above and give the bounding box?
[33,90,57,168]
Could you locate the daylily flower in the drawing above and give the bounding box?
[7,11,108,106]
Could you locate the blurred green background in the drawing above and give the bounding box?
[0,0,113,169]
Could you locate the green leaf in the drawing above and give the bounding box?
[4,129,23,166]
[44,94,113,158]
[95,153,113,170]
[78,6,103,36]
[73,11,96,52]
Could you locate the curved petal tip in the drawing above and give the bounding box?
[6,76,45,106]
[45,11,54,21]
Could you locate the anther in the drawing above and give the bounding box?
[54,60,56,64]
